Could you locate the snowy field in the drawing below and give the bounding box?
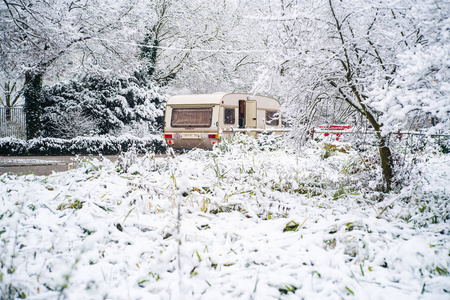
[1,135,449,299]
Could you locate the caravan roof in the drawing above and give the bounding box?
[167,93,227,105]
[166,93,280,110]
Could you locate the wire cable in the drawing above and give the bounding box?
[90,37,270,54]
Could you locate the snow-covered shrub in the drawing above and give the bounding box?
[41,74,165,138]
[216,133,288,154]
[0,135,166,155]
[117,120,155,138]
[43,106,99,139]
[116,144,140,174]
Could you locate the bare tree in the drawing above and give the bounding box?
[0,81,23,120]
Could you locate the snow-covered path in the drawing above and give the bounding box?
[1,136,449,299]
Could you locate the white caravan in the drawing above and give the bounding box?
[163,92,282,149]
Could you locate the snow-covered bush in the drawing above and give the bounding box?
[43,106,100,139]
[41,75,165,138]
[0,135,166,155]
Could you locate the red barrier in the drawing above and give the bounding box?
[315,125,352,141]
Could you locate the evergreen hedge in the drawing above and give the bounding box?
[0,135,167,156]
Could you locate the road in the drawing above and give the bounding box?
[0,156,119,176]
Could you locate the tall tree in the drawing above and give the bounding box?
[254,0,449,191]
[0,0,142,138]
[146,0,270,93]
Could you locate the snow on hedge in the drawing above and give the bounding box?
[0,134,166,155]
[0,135,448,299]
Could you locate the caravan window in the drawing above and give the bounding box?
[171,107,212,127]
[224,108,235,124]
[266,111,279,126]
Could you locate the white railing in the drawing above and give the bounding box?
[222,127,292,134]
[312,129,450,139]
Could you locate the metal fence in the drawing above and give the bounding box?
[0,107,26,139]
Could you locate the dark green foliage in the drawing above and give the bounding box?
[136,28,159,81]
[435,137,450,154]
[23,72,44,140]
[279,285,297,294]
[0,136,167,155]
[283,221,299,232]
[134,26,176,87]
[40,75,165,138]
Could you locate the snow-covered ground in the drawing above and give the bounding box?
[0,158,63,165]
[1,135,449,299]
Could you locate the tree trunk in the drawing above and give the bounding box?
[24,71,44,140]
[359,104,394,191]
[6,107,12,122]
[377,135,394,191]
[356,97,394,191]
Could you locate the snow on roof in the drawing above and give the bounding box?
[167,93,228,105]
[166,93,280,107]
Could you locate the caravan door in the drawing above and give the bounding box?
[245,100,257,129]
[238,99,257,130]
